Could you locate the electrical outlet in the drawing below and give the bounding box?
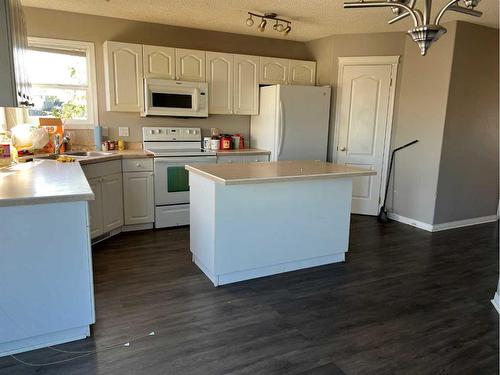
[118,127,129,137]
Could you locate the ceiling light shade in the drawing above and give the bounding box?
[246,15,254,26]
[258,18,267,32]
[344,0,484,56]
[283,25,291,35]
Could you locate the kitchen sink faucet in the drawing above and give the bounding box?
[54,134,71,154]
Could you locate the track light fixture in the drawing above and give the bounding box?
[245,12,292,36]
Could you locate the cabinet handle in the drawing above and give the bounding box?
[136,163,141,167]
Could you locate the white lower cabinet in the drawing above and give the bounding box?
[82,160,123,239]
[123,171,155,225]
[102,173,124,231]
[87,177,104,238]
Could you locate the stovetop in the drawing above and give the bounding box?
[142,126,216,157]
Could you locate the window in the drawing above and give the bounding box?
[26,38,98,129]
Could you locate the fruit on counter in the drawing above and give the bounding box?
[56,155,76,163]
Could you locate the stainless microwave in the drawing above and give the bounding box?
[142,79,208,117]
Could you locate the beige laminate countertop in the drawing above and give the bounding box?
[185,160,376,185]
[74,149,153,165]
[0,160,94,207]
[216,148,270,156]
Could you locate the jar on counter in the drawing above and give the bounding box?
[117,139,125,151]
[108,140,116,150]
[210,138,220,150]
[101,141,109,151]
[221,135,232,150]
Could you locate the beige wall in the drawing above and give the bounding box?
[390,22,457,224]
[434,22,499,223]
[306,32,406,160]
[23,7,311,143]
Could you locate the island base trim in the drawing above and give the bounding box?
[194,253,345,287]
[0,325,90,357]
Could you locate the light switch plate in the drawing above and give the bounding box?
[118,127,129,137]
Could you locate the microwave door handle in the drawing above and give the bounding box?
[193,88,199,111]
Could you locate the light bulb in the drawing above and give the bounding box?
[258,18,267,32]
[246,15,254,26]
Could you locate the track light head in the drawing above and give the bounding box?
[246,14,254,26]
[258,18,267,31]
[283,24,291,35]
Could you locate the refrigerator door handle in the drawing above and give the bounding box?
[277,99,285,158]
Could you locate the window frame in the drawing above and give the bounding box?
[27,37,99,129]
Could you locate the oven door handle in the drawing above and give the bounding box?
[154,157,217,163]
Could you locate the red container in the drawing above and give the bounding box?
[221,135,232,150]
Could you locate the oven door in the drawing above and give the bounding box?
[154,156,216,205]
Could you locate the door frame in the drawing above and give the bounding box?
[332,55,399,211]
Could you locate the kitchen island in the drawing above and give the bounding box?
[186,160,375,286]
[0,160,95,357]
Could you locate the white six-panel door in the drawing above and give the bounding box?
[335,56,399,216]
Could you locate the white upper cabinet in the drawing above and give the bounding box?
[206,52,234,114]
[103,41,144,112]
[234,54,259,115]
[289,60,316,86]
[143,45,175,79]
[259,57,289,85]
[175,48,206,81]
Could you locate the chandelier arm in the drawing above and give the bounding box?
[344,1,420,26]
[434,0,459,25]
[447,5,482,17]
[388,11,410,24]
[388,0,417,24]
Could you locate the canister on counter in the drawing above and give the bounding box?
[210,138,220,150]
[203,137,211,150]
[108,140,116,150]
[117,139,125,151]
[221,135,232,150]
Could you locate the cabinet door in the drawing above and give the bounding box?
[234,54,259,115]
[175,48,206,81]
[143,45,175,79]
[87,177,103,239]
[206,52,233,114]
[101,173,124,232]
[260,57,289,85]
[123,172,155,225]
[289,60,316,85]
[103,41,144,112]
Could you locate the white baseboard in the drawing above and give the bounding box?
[387,213,433,231]
[432,215,498,232]
[388,213,498,232]
[491,292,500,314]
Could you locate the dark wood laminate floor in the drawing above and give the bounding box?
[1,216,498,374]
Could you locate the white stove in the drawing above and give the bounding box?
[143,127,217,228]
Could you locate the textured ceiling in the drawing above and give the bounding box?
[21,0,499,42]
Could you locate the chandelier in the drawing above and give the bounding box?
[246,12,292,35]
[344,0,483,55]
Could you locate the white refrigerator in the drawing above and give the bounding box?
[250,85,331,161]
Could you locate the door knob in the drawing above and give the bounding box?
[339,146,347,152]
